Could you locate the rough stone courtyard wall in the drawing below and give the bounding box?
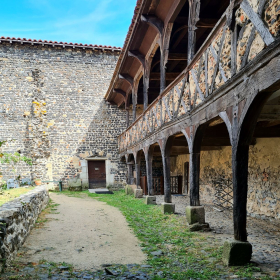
[171,138,280,220]
[0,42,127,187]
[0,186,49,269]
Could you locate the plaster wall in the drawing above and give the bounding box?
[172,138,280,220]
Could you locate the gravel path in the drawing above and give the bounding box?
[156,195,280,275]
[17,192,146,270]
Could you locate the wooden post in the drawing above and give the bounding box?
[162,153,171,203]
[189,152,200,206]
[132,86,137,122]
[232,144,249,241]
[135,155,141,187]
[187,0,201,64]
[127,162,134,185]
[126,109,130,128]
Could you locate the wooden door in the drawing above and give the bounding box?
[88,160,106,188]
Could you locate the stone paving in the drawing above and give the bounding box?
[156,195,280,277]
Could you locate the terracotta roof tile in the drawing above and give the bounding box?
[0,36,122,52]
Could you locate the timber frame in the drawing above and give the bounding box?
[105,0,280,261]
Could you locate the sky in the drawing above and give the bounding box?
[0,0,136,47]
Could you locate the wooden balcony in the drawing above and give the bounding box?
[118,0,279,154]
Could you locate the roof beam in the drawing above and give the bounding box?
[141,15,163,35]
[113,88,126,97]
[128,50,145,67]
[150,72,180,80]
[119,74,133,87]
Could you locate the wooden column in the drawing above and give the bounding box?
[135,154,141,187]
[144,147,154,196]
[161,137,173,203]
[132,87,137,122]
[187,0,201,64]
[189,152,201,206]
[126,109,130,128]
[162,153,171,203]
[232,144,249,241]
[143,67,149,110]
[127,162,134,185]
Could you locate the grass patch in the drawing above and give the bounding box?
[0,187,35,206]
[60,189,276,280]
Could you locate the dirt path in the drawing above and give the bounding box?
[18,192,146,270]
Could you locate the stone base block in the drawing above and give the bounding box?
[68,186,82,191]
[161,203,175,214]
[186,206,205,225]
[134,189,143,198]
[222,240,252,266]
[189,222,210,232]
[125,185,137,195]
[145,196,157,205]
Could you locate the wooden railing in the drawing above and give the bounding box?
[118,0,277,153]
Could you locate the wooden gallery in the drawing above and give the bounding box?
[105,0,280,265]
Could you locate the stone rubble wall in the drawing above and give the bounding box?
[0,42,127,188]
[171,138,280,220]
[0,186,49,269]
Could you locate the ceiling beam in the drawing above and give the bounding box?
[128,50,145,67]
[141,15,163,35]
[119,73,133,87]
[150,72,180,80]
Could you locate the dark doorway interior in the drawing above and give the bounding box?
[88,160,106,188]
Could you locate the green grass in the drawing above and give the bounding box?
[0,187,35,206]
[60,190,277,280]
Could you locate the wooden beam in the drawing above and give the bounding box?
[150,72,180,80]
[141,15,163,35]
[113,88,126,97]
[119,73,133,87]
[240,0,274,46]
[128,50,145,67]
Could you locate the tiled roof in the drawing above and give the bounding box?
[0,36,122,52]
[105,0,144,99]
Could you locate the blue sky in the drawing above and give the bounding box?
[0,0,136,47]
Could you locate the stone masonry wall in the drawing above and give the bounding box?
[172,138,280,220]
[0,186,49,270]
[0,42,127,187]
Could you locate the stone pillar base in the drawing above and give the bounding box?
[125,185,137,195]
[161,202,175,214]
[186,206,205,225]
[145,196,157,205]
[223,240,252,266]
[134,189,143,198]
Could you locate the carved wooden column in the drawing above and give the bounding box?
[143,59,152,110]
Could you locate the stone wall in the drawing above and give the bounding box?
[0,42,127,188]
[0,186,49,269]
[172,138,280,220]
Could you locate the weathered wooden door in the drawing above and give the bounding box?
[88,160,106,188]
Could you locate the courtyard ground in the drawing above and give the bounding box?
[1,190,279,279]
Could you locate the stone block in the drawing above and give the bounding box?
[125,184,137,195]
[134,189,143,198]
[222,240,252,266]
[68,186,82,191]
[68,178,82,188]
[161,202,175,214]
[186,206,205,225]
[145,196,157,205]
[189,222,210,232]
